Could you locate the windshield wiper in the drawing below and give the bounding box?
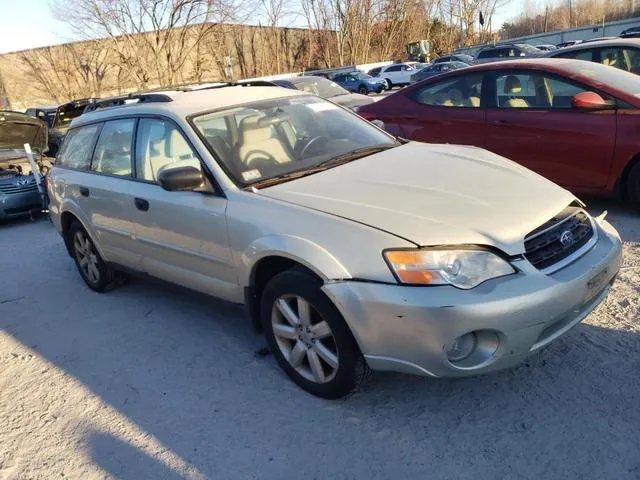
[247,144,396,190]
[315,144,397,168]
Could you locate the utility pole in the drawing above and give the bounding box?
[544,6,549,32]
[568,0,573,28]
[459,0,464,48]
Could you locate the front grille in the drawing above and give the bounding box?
[0,182,38,195]
[524,208,594,271]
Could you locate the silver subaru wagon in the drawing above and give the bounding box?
[47,84,623,399]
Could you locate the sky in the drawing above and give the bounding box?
[0,0,523,55]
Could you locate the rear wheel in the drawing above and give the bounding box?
[358,85,368,95]
[260,268,368,399]
[68,221,124,292]
[627,161,640,207]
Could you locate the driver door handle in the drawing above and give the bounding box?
[134,197,149,212]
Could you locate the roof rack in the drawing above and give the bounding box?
[83,93,173,113]
[180,80,279,91]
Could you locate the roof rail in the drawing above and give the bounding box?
[180,80,278,91]
[83,93,173,113]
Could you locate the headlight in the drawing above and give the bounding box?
[383,248,515,289]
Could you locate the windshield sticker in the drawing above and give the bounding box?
[242,169,262,181]
[307,103,340,112]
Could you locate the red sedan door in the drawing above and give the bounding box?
[376,72,488,147]
[485,70,616,189]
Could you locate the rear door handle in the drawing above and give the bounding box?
[134,197,149,212]
[79,186,89,197]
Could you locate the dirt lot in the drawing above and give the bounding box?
[0,199,639,480]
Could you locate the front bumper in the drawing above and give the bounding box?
[0,190,43,220]
[322,219,623,378]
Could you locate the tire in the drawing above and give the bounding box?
[260,268,369,399]
[68,221,124,293]
[358,85,368,95]
[384,78,393,90]
[626,161,640,207]
[376,86,384,94]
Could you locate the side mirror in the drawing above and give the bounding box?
[571,91,616,110]
[158,166,205,192]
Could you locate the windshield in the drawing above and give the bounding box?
[564,61,640,98]
[291,77,349,98]
[191,96,397,187]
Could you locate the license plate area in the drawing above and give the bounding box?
[585,267,610,303]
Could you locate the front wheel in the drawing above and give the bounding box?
[384,78,393,90]
[260,268,368,399]
[358,85,368,95]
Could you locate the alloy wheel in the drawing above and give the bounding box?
[74,230,101,285]
[271,294,339,384]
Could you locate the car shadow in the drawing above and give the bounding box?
[88,431,185,480]
[1,203,638,478]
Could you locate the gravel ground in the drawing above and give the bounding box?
[0,199,639,480]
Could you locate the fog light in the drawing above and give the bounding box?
[445,333,477,362]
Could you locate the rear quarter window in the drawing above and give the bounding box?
[56,124,102,170]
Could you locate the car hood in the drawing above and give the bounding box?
[0,112,48,155]
[257,143,576,255]
[330,93,375,109]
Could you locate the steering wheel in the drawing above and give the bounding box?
[245,150,279,169]
[299,136,330,158]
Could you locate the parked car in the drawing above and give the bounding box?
[433,54,476,65]
[476,43,544,63]
[410,61,469,83]
[547,38,640,75]
[25,105,57,128]
[369,63,416,88]
[583,36,619,43]
[356,58,640,205]
[556,40,583,49]
[0,111,52,220]
[48,98,98,157]
[47,84,622,398]
[535,44,557,51]
[331,71,386,95]
[620,26,640,39]
[268,76,375,109]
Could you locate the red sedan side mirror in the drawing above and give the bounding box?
[572,91,616,110]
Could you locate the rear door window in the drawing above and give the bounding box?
[555,49,594,61]
[598,47,640,74]
[56,124,102,170]
[90,119,135,177]
[412,73,483,107]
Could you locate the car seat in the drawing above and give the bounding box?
[504,76,529,108]
[237,114,294,168]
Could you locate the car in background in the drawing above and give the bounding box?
[535,44,557,52]
[47,84,622,399]
[556,40,583,48]
[331,71,386,95]
[25,105,57,128]
[48,98,98,157]
[410,61,469,83]
[620,26,640,39]
[433,54,476,65]
[476,43,544,63]
[547,38,640,75]
[368,63,416,88]
[356,58,640,205]
[0,111,51,220]
[269,76,375,110]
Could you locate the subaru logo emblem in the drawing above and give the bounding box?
[559,230,574,246]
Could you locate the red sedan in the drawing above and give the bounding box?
[357,58,640,205]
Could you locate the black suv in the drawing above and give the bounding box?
[476,43,543,64]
